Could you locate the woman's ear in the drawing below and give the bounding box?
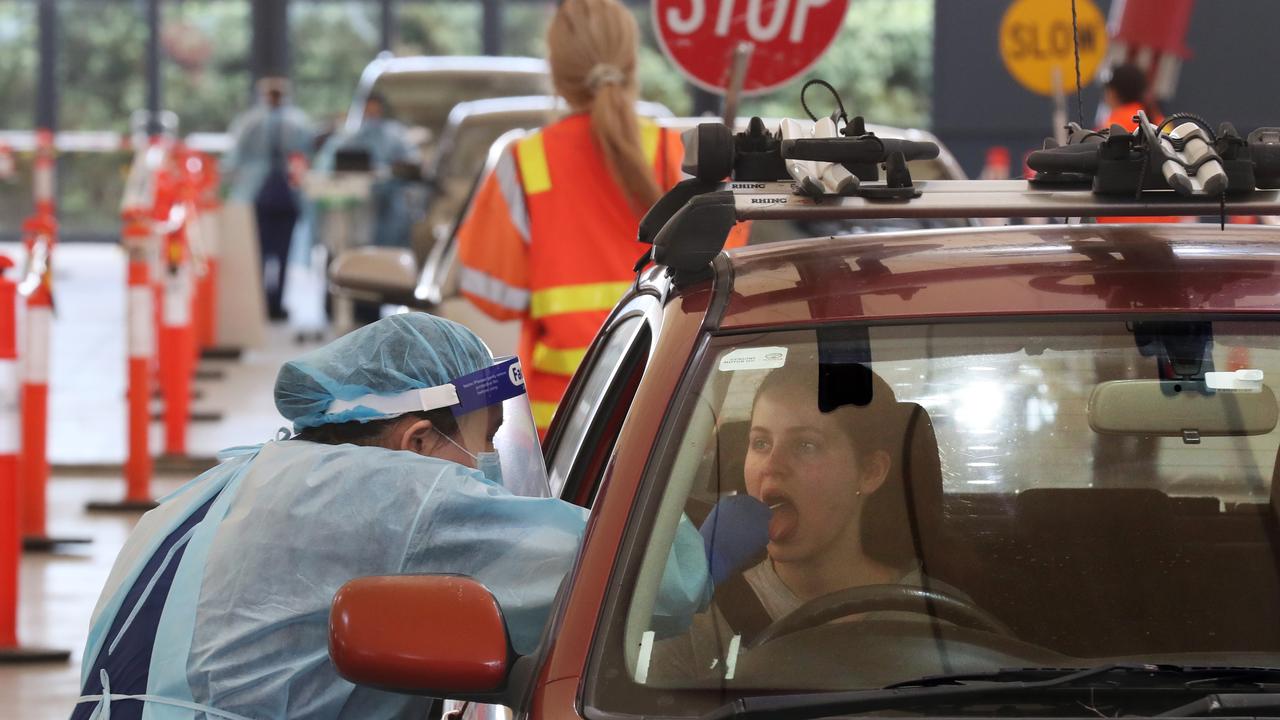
[858,450,892,496]
[397,418,439,454]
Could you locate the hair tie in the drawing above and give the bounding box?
[585,64,626,92]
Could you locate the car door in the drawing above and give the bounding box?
[446,293,660,720]
[545,291,662,506]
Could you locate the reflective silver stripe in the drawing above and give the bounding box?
[460,266,530,313]
[495,150,532,244]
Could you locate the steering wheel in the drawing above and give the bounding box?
[751,583,1015,647]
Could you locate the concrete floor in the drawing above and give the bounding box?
[2,243,324,718]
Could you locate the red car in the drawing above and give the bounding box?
[329,121,1280,719]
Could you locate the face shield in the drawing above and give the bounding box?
[327,356,549,497]
[447,356,550,498]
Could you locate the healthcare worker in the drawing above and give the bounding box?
[222,77,315,320]
[316,93,420,248]
[455,0,746,436]
[1101,62,1162,131]
[71,313,709,719]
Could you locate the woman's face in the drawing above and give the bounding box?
[743,387,886,565]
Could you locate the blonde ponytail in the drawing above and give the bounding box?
[547,0,662,213]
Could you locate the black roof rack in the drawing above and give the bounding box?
[639,115,1280,285]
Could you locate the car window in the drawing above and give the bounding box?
[591,318,1280,714]
[547,312,649,503]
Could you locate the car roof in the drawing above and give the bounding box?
[346,54,550,132]
[714,223,1280,328]
[442,96,674,127]
[357,54,549,82]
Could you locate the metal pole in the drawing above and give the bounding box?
[251,0,291,87]
[381,0,399,53]
[146,0,161,136]
[36,0,56,135]
[721,42,754,126]
[482,0,504,55]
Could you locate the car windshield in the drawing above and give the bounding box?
[370,71,548,137]
[433,113,550,184]
[591,318,1280,715]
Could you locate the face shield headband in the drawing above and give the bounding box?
[323,357,550,497]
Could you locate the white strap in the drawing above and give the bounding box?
[107,525,197,656]
[79,669,257,720]
[326,383,459,418]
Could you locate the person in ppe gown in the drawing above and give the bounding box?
[71,313,711,720]
[222,76,315,320]
[315,92,420,248]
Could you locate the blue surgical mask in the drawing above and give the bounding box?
[475,451,503,486]
[436,429,503,486]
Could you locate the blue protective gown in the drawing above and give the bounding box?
[222,104,316,204]
[313,119,419,248]
[72,440,709,719]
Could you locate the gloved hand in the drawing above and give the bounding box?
[699,494,772,586]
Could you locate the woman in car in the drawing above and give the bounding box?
[653,360,951,681]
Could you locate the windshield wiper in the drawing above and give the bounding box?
[700,665,1280,720]
[887,664,1280,689]
[1158,693,1280,717]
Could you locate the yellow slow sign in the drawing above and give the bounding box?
[999,0,1108,97]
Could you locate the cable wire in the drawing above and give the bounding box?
[800,79,848,125]
[1071,0,1085,128]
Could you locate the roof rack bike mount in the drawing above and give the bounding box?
[638,113,1280,286]
[1028,112,1280,195]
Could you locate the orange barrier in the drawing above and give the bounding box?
[87,141,165,513]
[158,218,195,457]
[0,253,68,663]
[19,131,55,546]
[127,214,156,504]
[18,222,52,544]
[0,256,19,646]
[89,136,224,514]
[18,132,91,546]
[190,150,221,352]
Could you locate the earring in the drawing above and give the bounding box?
[856,489,862,497]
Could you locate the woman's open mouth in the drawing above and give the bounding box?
[762,490,798,543]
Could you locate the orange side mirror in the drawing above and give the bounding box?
[330,575,511,695]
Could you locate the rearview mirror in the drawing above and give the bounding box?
[329,247,422,307]
[330,575,512,697]
[1088,380,1279,438]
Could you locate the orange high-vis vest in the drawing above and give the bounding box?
[1099,103,1181,225]
[1102,102,1159,132]
[457,114,746,432]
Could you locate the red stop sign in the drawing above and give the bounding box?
[652,0,849,95]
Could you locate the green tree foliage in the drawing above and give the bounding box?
[58,0,146,131]
[741,0,933,126]
[290,2,380,131]
[163,2,251,133]
[0,2,36,130]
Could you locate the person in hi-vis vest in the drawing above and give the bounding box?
[455,0,746,436]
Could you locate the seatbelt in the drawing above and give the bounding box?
[712,572,772,646]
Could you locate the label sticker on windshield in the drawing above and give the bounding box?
[719,347,788,372]
[1205,369,1264,393]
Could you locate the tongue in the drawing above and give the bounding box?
[768,503,798,543]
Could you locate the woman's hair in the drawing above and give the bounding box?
[547,0,661,212]
[752,362,936,569]
[293,407,459,448]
